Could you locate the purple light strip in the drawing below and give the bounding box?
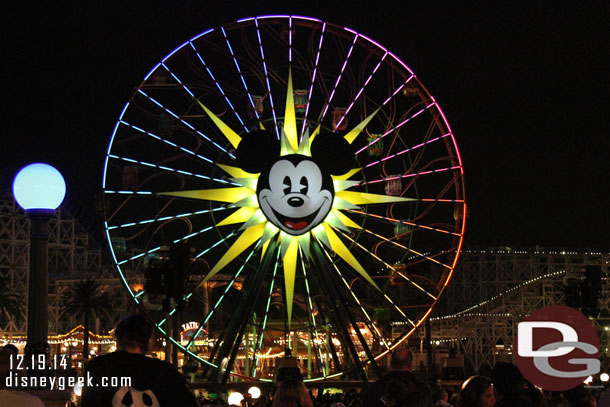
[137,89,233,158]
[301,22,326,135]
[319,33,359,122]
[221,26,260,121]
[255,18,279,138]
[365,132,452,168]
[119,120,213,164]
[334,52,388,131]
[355,101,435,155]
[357,166,462,186]
[289,16,292,63]
[188,42,248,132]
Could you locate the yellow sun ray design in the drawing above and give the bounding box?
[160,69,402,328]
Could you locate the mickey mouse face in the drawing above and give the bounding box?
[258,155,333,235]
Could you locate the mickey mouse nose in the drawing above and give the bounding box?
[288,197,304,207]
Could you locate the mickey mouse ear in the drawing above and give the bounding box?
[310,132,355,175]
[235,130,280,173]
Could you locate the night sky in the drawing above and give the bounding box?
[3,2,609,250]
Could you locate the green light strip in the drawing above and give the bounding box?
[300,247,328,377]
[252,250,280,377]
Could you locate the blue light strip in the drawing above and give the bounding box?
[334,52,388,130]
[194,231,236,259]
[104,223,138,302]
[301,22,326,136]
[137,89,234,159]
[319,33,359,122]
[107,154,235,185]
[188,42,248,132]
[106,207,227,230]
[117,246,161,266]
[104,190,153,195]
[184,248,258,351]
[119,120,214,164]
[221,26,260,121]
[252,250,280,377]
[255,18,279,138]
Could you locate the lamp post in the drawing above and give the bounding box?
[12,163,66,360]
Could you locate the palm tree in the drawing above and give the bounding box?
[0,275,24,326]
[60,278,113,360]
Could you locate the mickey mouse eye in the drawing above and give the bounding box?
[299,176,308,194]
[283,176,291,195]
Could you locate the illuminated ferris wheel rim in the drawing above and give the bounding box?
[102,14,467,381]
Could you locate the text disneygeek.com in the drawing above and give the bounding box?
[5,372,132,391]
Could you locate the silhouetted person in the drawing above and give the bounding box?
[490,362,532,407]
[273,378,313,407]
[457,376,494,407]
[433,389,454,407]
[81,314,197,407]
[363,348,432,407]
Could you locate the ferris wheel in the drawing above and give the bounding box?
[102,15,466,382]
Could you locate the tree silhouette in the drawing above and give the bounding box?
[0,275,24,326]
[60,278,113,360]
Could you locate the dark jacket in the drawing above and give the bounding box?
[81,350,197,407]
[362,370,432,407]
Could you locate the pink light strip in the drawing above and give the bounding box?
[301,22,326,135]
[347,209,462,237]
[334,52,388,130]
[355,102,435,155]
[255,18,279,138]
[358,166,462,186]
[365,133,452,168]
[319,33,359,122]
[221,26,260,120]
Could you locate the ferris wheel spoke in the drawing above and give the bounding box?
[355,102,436,156]
[220,26,260,122]
[364,132,453,168]
[334,52,388,131]
[106,206,228,231]
[301,21,326,135]
[118,120,215,164]
[136,89,235,158]
[332,227,438,301]
[360,227,453,270]
[107,154,236,186]
[194,230,237,259]
[184,249,259,350]
[317,241,391,350]
[318,33,359,123]
[254,18,279,138]
[252,251,280,377]
[299,248,329,377]
[186,42,248,132]
[346,209,461,237]
[104,190,154,195]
